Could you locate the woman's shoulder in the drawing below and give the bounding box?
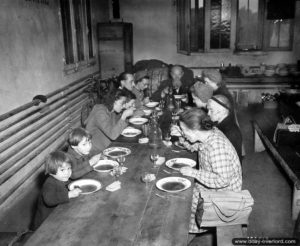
[90,104,109,115]
[206,128,229,146]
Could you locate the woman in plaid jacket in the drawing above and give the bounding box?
[178,108,242,233]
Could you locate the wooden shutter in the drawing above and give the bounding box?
[177,0,191,55]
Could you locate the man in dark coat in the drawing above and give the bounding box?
[151,65,194,103]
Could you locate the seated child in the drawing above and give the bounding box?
[67,127,103,179]
[32,151,81,230]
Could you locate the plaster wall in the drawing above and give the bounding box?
[0,0,109,115]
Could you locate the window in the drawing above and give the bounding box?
[236,0,263,51]
[177,0,295,54]
[177,0,232,54]
[60,0,95,73]
[237,0,294,51]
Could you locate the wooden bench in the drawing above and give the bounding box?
[0,73,99,239]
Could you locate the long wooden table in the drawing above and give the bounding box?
[253,103,300,221]
[25,140,196,245]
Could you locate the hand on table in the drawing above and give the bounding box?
[143,97,150,105]
[68,188,82,198]
[89,153,102,166]
[180,167,195,178]
[170,125,182,137]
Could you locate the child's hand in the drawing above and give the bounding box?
[68,188,81,198]
[143,97,150,105]
[121,107,135,120]
[89,153,102,166]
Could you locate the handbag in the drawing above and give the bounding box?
[196,190,254,227]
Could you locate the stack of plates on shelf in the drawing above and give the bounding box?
[276,63,288,76]
[264,65,276,77]
[278,70,289,76]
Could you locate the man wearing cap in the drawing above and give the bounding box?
[190,82,213,110]
[151,65,194,103]
[207,94,243,162]
[202,69,234,109]
[132,70,150,109]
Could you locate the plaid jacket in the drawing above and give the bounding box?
[189,128,242,233]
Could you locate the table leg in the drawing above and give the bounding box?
[293,183,300,220]
[254,128,265,152]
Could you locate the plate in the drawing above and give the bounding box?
[129,117,148,125]
[145,101,159,108]
[156,177,191,193]
[165,158,196,170]
[121,128,141,137]
[174,94,184,100]
[93,160,119,172]
[103,147,131,158]
[69,179,101,195]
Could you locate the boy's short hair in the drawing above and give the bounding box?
[45,151,72,175]
[68,128,91,147]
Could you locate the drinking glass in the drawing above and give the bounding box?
[117,156,126,166]
[112,166,122,181]
[171,111,179,125]
[141,172,151,189]
[150,153,159,168]
[175,98,182,110]
[164,129,171,142]
[142,123,149,137]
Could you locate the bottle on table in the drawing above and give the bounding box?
[148,114,162,149]
[166,86,175,112]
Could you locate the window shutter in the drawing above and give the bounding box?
[177,0,191,55]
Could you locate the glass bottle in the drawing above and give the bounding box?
[166,86,175,112]
[148,115,162,148]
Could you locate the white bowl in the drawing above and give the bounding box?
[174,95,184,100]
[129,117,148,125]
[145,101,159,108]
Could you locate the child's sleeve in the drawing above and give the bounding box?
[42,181,69,207]
[70,157,93,179]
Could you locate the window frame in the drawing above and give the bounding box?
[59,0,96,75]
[177,0,295,55]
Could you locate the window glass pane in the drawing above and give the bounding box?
[190,0,204,51]
[279,21,291,47]
[60,0,74,64]
[73,0,84,61]
[237,0,260,50]
[268,20,291,48]
[210,0,231,49]
[86,0,93,58]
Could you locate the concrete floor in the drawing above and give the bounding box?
[189,106,295,245]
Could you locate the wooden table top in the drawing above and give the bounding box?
[25,141,196,246]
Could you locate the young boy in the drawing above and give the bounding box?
[32,151,81,230]
[67,127,103,179]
